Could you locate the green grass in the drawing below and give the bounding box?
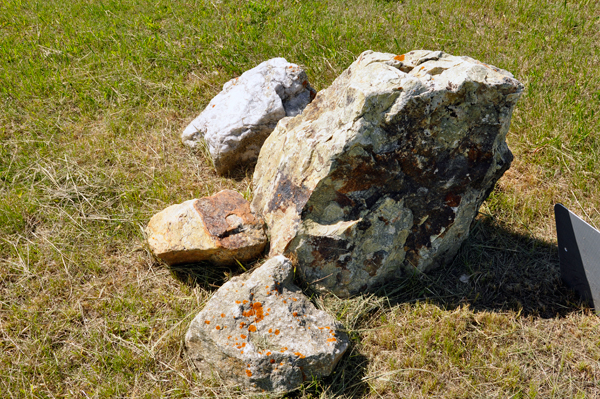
[1,0,599,397]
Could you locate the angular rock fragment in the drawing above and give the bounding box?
[185,256,349,394]
[182,58,316,175]
[252,50,524,297]
[146,190,267,266]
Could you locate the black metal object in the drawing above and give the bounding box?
[555,203,600,313]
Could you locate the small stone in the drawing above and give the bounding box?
[182,58,316,175]
[146,190,267,266]
[252,50,523,297]
[185,256,349,394]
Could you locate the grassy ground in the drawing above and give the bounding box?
[1,0,599,397]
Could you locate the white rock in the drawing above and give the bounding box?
[182,58,316,175]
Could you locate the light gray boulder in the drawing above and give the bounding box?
[182,58,316,175]
[185,256,349,394]
[252,50,524,297]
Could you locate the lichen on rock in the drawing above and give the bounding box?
[185,256,349,394]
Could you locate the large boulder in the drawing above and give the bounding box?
[252,50,524,297]
[185,255,349,394]
[146,190,267,266]
[182,58,316,175]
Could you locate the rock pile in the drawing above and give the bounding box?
[146,50,523,394]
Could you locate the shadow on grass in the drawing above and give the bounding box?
[374,214,586,319]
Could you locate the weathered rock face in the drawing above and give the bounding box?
[146,190,267,266]
[252,50,523,297]
[185,256,349,394]
[182,58,316,175]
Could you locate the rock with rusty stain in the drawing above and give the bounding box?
[182,58,316,175]
[252,50,524,297]
[146,190,267,266]
[185,255,349,394]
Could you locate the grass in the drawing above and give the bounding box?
[1,0,599,397]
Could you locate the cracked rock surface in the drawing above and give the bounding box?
[182,58,316,175]
[185,256,349,394]
[146,190,267,266]
[252,50,524,297]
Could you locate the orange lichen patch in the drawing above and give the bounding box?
[228,336,232,339]
[235,300,241,304]
[248,325,257,332]
[241,334,247,339]
[267,308,271,312]
[294,352,306,359]
[327,338,337,342]
[293,312,298,317]
[221,313,225,318]
[270,359,275,363]
[243,300,249,304]
[205,320,210,325]
[252,302,264,322]
[266,352,271,356]
[280,362,283,366]
[216,326,221,330]
[268,328,273,333]
[241,342,246,347]
[241,350,244,354]
[283,300,287,304]
[325,326,330,329]
[240,322,246,329]
[243,309,255,317]
[292,298,297,302]
[394,54,405,62]
[274,329,280,335]
[318,327,324,330]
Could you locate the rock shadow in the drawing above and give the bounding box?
[374,214,587,318]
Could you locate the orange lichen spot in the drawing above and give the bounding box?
[266,286,269,289]
[325,326,330,329]
[318,327,324,330]
[235,300,241,304]
[216,326,221,330]
[243,309,255,317]
[252,302,264,323]
[268,328,273,333]
[240,322,246,329]
[327,338,337,342]
[243,300,249,304]
[270,359,275,363]
[241,334,247,339]
[294,352,306,359]
[266,352,271,356]
[394,54,405,62]
[228,336,232,339]
[308,327,311,330]
[274,329,280,335]
[241,350,244,354]
[221,313,225,318]
[248,325,257,332]
[280,349,285,353]
[280,362,284,366]
[292,298,297,302]
[293,312,298,317]
[283,300,287,304]
[205,320,210,325]
[241,342,246,347]
[267,308,271,312]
